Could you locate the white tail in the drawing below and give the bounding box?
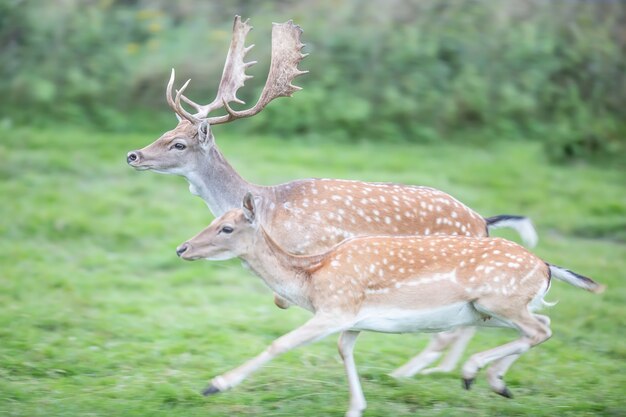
[486,215,538,248]
[548,264,606,294]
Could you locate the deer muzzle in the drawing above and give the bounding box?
[126,151,141,165]
[176,243,190,258]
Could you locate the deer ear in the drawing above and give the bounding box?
[197,120,213,145]
[242,192,256,223]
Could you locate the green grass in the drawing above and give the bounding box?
[1,126,625,416]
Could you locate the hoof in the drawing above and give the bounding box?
[462,377,475,390]
[496,387,513,399]
[202,385,221,396]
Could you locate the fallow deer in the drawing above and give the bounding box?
[176,193,604,417]
[127,16,539,375]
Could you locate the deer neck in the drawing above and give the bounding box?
[240,228,325,311]
[186,145,263,217]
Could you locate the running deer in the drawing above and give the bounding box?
[127,16,538,375]
[176,194,604,417]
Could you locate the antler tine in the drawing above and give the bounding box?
[208,20,308,125]
[165,68,198,123]
[174,79,200,124]
[165,68,178,114]
[177,16,257,120]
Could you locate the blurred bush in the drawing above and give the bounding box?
[1,0,624,161]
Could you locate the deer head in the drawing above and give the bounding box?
[127,16,307,176]
[176,192,259,260]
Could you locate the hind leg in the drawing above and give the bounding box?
[484,313,552,397]
[534,314,550,327]
[391,327,475,378]
[486,353,520,398]
[423,327,476,374]
[462,308,551,395]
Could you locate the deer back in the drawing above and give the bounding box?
[304,235,549,315]
[262,178,487,255]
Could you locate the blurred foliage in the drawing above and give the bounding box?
[1,0,625,161]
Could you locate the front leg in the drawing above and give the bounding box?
[338,330,366,417]
[204,314,347,395]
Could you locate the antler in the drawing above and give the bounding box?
[166,16,307,125]
[166,15,256,123]
[208,20,308,125]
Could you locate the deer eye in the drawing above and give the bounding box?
[220,226,234,234]
[173,143,186,150]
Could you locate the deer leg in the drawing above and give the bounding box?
[338,330,366,417]
[534,314,551,327]
[485,313,552,397]
[462,308,551,395]
[204,315,345,395]
[485,353,520,398]
[390,328,470,378]
[422,326,477,374]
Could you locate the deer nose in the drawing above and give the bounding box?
[127,151,140,164]
[176,243,190,257]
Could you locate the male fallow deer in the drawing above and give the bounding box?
[127,16,538,375]
[176,194,604,417]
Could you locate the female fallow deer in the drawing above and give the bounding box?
[176,194,604,417]
[127,16,538,375]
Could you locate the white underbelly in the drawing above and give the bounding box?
[351,303,482,334]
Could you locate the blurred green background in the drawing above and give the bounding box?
[1,1,625,416]
[1,0,625,161]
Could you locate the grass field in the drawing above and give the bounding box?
[1,126,625,416]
